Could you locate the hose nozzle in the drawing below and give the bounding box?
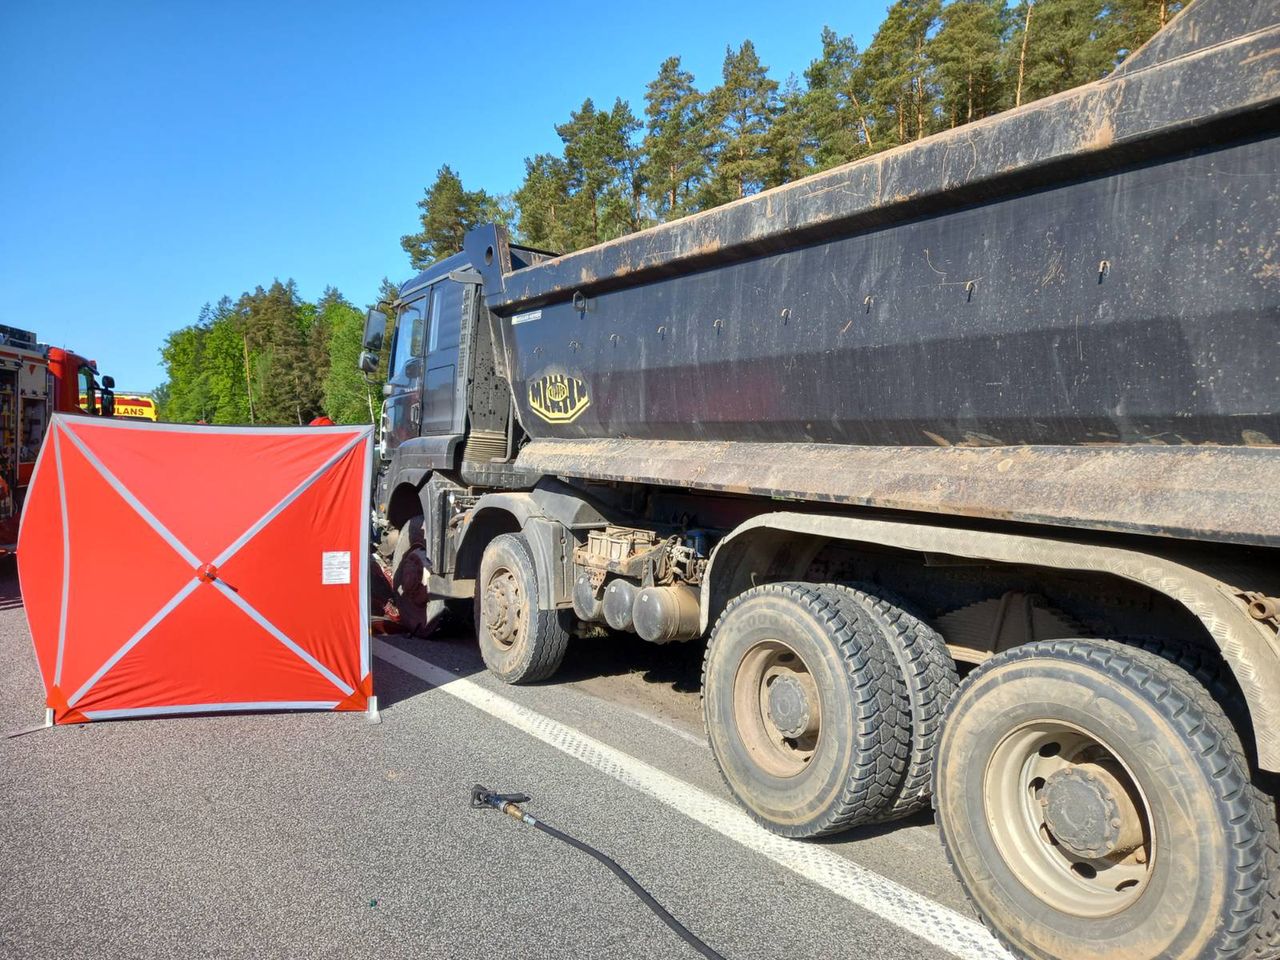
[471,784,533,821]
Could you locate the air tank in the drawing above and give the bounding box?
[632,584,701,644]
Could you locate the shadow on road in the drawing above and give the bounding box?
[557,629,706,694]
[0,557,22,610]
[372,625,487,710]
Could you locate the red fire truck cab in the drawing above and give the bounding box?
[0,325,113,549]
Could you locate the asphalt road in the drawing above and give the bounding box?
[0,563,1007,960]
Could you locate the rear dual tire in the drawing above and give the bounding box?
[702,581,947,837]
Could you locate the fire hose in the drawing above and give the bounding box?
[470,785,727,960]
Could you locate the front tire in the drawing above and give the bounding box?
[475,533,569,684]
[390,517,445,637]
[934,639,1272,960]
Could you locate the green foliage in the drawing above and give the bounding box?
[452,0,1179,255]
[201,296,253,424]
[238,279,324,425]
[640,56,708,220]
[1007,0,1110,106]
[401,165,501,269]
[158,281,356,425]
[930,0,1007,126]
[159,320,212,423]
[513,153,576,251]
[557,97,645,247]
[860,0,942,147]
[766,74,813,188]
[801,27,875,170]
[700,41,779,206]
[1102,0,1184,61]
[321,287,380,424]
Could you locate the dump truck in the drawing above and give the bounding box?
[359,2,1280,957]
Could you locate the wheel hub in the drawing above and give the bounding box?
[1041,762,1143,860]
[986,722,1154,918]
[766,674,815,739]
[483,571,522,648]
[732,640,822,778]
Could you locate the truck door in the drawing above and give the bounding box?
[383,297,426,454]
[420,281,463,435]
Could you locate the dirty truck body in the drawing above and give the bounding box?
[368,3,1280,958]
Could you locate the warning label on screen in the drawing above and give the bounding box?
[322,551,351,585]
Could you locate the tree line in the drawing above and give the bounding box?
[157,279,394,425]
[402,0,1179,262]
[159,0,1176,423]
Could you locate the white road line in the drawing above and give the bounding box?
[373,639,1009,960]
[636,711,707,747]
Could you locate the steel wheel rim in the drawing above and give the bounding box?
[732,639,822,778]
[482,566,525,651]
[984,719,1155,918]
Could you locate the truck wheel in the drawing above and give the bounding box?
[835,584,958,821]
[475,533,569,684]
[934,639,1273,960]
[1121,636,1280,960]
[701,582,910,838]
[390,517,445,637]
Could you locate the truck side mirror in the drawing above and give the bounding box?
[362,308,388,353]
[358,350,380,374]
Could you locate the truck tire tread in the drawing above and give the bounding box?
[1121,636,1280,960]
[701,581,910,837]
[476,532,569,684]
[934,638,1272,960]
[831,583,959,820]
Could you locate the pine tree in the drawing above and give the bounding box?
[1006,0,1112,107]
[860,0,941,146]
[1101,0,1184,63]
[929,0,1007,128]
[640,56,708,221]
[801,28,876,170]
[555,97,643,247]
[701,41,779,206]
[400,165,499,270]
[514,153,575,251]
[765,75,813,187]
[241,280,317,425]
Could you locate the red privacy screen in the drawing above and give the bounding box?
[17,415,374,724]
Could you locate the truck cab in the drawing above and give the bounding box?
[364,255,520,490]
[360,246,558,632]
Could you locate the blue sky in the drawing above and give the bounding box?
[1,1,882,393]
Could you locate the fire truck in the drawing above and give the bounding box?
[0,325,114,550]
[106,393,158,421]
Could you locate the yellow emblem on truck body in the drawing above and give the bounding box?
[528,373,590,423]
